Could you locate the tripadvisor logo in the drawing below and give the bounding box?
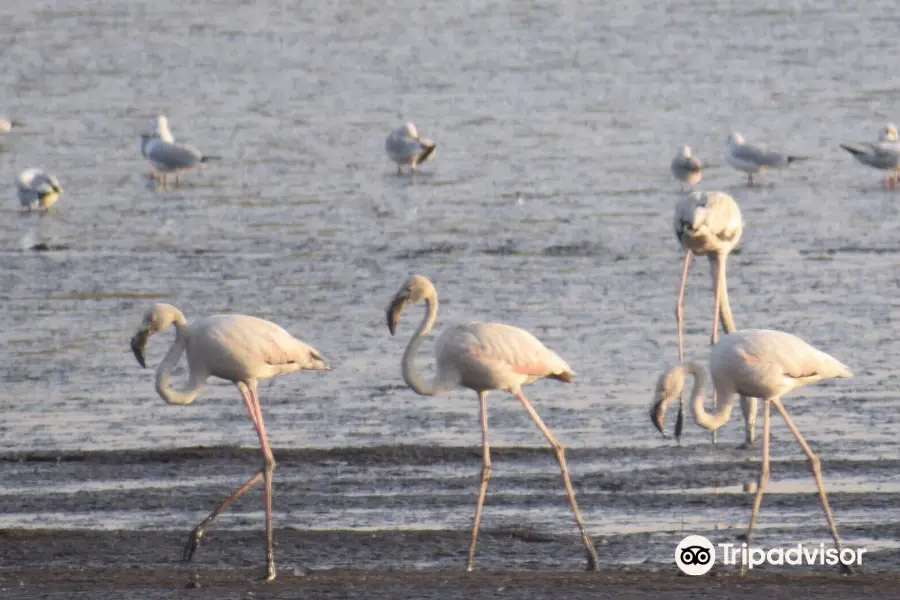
[675,535,715,576]
[675,535,866,574]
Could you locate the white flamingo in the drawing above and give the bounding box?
[671,145,704,189]
[650,329,854,574]
[16,168,63,211]
[726,132,807,185]
[129,303,329,581]
[385,122,436,174]
[386,274,599,572]
[671,191,757,444]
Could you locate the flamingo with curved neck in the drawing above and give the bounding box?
[130,303,329,581]
[650,329,854,575]
[386,274,599,572]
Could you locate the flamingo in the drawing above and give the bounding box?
[16,168,63,211]
[129,303,329,581]
[650,329,854,574]
[385,274,599,572]
[726,132,807,185]
[670,191,757,444]
[670,145,704,189]
[385,122,436,174]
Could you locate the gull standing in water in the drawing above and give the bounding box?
[671,145,704,189]
[725,132,807,185]
[385,122,436,174]
[140,115,177,179]
[16,168,63,211]
[1,117,23,132]
[840,123,900,187]
[141,124,219,189]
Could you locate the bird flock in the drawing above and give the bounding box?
[3,112,867,581]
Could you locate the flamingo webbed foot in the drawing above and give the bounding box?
[585,551,599,572]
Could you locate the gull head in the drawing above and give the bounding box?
[727,132,745,146]
[879,123,898,142]
[403,122,420,140]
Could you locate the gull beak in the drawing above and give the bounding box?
[386,294,408,336]
[130,327,151,368]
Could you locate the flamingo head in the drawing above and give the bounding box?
[131,303,187,367]
[386,274,436,335]
[650,366,686,438]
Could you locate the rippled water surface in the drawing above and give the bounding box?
[1,0,899,569]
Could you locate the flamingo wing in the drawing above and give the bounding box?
[198,315,324,371]
[441,322,574,382]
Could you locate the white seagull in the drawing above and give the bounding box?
[671,145,704,189]
[16,168,63,211]
[840,123,900,187]
[725,132,807,185]
[140,131,218,189]
[385,122,436,174]
[1,117,23,133]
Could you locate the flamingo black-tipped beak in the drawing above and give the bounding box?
[386,295,407,336]
[650,398,668,438]
[130,327,151,368]
[674,405,685,441]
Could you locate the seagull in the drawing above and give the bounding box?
[16,168,63,211]
[1,117,23,133]
[840,123,900,187]
[671,145,704,189]
[140,115,177,179]
[140,133,218,189]
[725,132,807,185]
[385,122,436,174]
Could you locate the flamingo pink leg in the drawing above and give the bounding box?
[182,380,277,581]
[466,391,492,571]
[515,390,599,571]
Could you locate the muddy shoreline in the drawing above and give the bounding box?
[1,529,898,599]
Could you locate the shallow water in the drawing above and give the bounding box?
[0,0,898,571]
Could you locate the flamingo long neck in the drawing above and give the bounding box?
[401,296,454,396]
[154,323,204,406]
[708,254,736,333]
[684,363,736,431]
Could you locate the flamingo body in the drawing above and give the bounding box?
[433,322,574,393]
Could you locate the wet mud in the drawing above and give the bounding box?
[0,446,898,598]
